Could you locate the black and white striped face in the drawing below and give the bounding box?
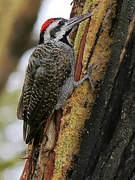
[39,18,71,45]
[39,12,93,45]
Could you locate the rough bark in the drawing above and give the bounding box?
[20,0,135,180]
[70,1,135,180]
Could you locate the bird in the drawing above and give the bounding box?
[17,12,93,145]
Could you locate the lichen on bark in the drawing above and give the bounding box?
[53,0,117,179]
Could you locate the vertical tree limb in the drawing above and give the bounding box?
[70,1,135,179]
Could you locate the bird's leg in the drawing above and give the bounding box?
[73,62,102,89]
[73,63,94,89]
[73,73,93,89]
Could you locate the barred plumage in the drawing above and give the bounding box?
[17,12,93,144]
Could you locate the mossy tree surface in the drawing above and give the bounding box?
[70,0,135,180]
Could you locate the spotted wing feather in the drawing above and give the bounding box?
[17,41,73,144]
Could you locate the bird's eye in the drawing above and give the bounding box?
[50,30,56,38]
[58,20,65,26]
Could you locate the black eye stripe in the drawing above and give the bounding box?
[58,20,65,26]
[49,19,67,36]
[53,24,61,32]
[50,23,63,37]
[50,30,56,38]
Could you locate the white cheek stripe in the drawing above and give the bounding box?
[43,21,59,41]
[43,20,68,42]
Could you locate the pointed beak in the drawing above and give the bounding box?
[67,12,93,29]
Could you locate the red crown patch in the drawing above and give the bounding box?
[40,18,55,33]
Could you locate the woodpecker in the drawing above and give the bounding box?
[17,12,93,144]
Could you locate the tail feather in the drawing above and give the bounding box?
[23,121,39,144]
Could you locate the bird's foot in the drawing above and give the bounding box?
[73,62,102,89]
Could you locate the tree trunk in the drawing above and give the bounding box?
[20,0,135,179]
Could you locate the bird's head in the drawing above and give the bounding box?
[39,12,93,45]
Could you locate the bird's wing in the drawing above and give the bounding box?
[17,43,73,143]
[17,54,40,121]
[17,88,24,120]
[17,55,47,143]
